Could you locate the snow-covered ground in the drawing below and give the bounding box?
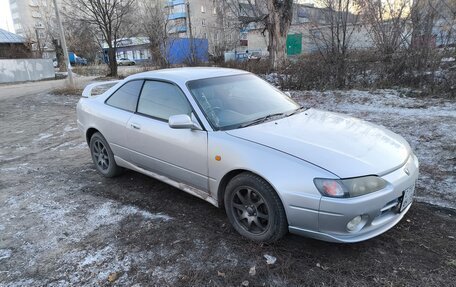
[291,89,456,209]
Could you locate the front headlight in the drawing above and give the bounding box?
[314,176,388,198]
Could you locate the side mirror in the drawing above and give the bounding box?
[284,91,291,97]
[168,114,202,130]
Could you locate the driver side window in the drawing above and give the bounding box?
[137,80,192,121]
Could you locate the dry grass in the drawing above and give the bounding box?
[51,86,84,96]
[72,64,109,76]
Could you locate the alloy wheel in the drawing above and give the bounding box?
[231,187,270,234]
[92,139,110,171]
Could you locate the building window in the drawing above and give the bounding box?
[38,32,45,38]
[203,32,207,39]
[202,19,206,26]
[201,5,205,13]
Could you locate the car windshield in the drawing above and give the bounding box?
[187,74,301,130]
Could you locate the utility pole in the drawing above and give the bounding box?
[186,1,195,64]
[53,0,74,88]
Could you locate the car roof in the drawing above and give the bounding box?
[125,67,249,83]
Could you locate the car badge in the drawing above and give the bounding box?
[404,167,410,176]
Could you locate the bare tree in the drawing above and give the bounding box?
[266,0,293,70]
[309,0,361,88]
[426,0,456,49]
[205,1,239,63]
[70,0,135,76]
[136,0,175,68]
[358,0,412,56]
[224,0,293,70]
[64,19,102,63]
[34,0,66,68]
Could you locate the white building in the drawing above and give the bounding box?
[9,0,61,58]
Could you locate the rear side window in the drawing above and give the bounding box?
[106,80,143,112]
[137,81,191,121]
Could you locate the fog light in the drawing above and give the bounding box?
[347,215,363,232]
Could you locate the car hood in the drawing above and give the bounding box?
[226,109,411,178]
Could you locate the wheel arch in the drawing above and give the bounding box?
[217,169,287,214]
[86,127,100,145]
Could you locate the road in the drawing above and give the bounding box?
[0,77,96,100]
[0,81,455,286]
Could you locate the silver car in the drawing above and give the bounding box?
[77,68,419,243]
[117,58,136,66]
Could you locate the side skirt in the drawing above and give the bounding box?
[114,155,219,207]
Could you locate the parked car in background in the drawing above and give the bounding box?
[117,58,136,66]
[69,52,88,66]
[77,68,419,243]
[248,51,261,61]
[75,57,87,66]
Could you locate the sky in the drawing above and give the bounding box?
[0,0,14,32]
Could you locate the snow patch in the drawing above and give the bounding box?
[88,202,173,228]
[69,142,87,150]
[51,141,73,151]
[63,125,78,132]
[34,133,53,141]
[79,245,114,267]
[0,249,12,260]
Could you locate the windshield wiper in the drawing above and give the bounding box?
[286,106,307,117]
[240,112,287,128]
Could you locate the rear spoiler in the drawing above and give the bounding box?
[81,80,121,98]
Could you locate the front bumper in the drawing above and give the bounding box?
[288,154,419,243]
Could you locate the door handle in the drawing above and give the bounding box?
[131,123,141,130]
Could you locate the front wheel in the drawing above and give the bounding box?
[224,172,288,243]
[89,132,123,177]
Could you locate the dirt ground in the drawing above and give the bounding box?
[0,84,455,286]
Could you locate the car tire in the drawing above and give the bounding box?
[224,172,288,243]
[89,132,123,177]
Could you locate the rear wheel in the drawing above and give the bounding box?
[89,132,123,177]
[224,172,288,243]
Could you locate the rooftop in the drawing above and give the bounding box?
[126,67,249,83]
[0,28,25,44]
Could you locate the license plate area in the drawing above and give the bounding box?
[400,184,415,212]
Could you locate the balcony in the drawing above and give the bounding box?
[168,26,187,34]
[166,0,185,7]
[168,12,186,20]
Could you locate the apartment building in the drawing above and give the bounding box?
[166,0,239,56]
[9,0,59,58]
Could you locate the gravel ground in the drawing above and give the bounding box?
[0,85,455,286]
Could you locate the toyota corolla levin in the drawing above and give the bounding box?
[77,67,419,243]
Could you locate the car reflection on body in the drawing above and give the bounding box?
[76,68,419,243]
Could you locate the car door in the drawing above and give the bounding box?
[100,79,143,161]
[126,80,209,192]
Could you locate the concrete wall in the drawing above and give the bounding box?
[0,59,55,83]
